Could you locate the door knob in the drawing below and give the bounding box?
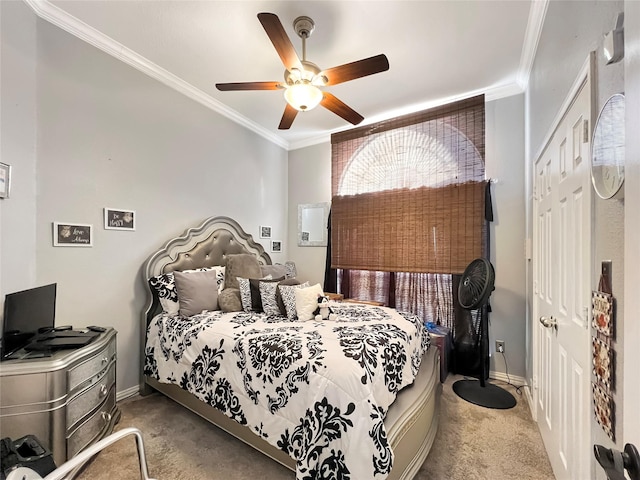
[539,316,558,329]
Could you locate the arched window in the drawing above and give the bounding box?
[329,95,487,328]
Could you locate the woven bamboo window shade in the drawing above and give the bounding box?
[331,95,486,275]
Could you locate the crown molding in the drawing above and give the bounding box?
[23,0,289,150]
[24,0,543,152]
[517,0,549,89]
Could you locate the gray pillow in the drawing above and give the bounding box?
[260,264,288,280]
[174,270,219,317]
[224,254,262,290]
[218,288,242,312]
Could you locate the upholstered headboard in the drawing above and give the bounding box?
[142,216,272,325]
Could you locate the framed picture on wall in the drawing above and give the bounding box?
[53,222,93,247]
[260,226,272,239]
[271,240,282,253]
[0,162,11,199]
[104,208,136,231]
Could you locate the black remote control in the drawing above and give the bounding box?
[86,326,107,333]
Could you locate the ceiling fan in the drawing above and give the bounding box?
[216,13,389,130]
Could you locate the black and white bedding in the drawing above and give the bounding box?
[144,303,430,480]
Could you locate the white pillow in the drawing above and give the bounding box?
[279,282,310,320]
[295,283,324,321]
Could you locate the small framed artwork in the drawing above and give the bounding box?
[592,336,614,390]
[53,222,93,247]
[271,240,282,253]
[0,162,11,199]
[104,208,136,231]
[592,290,614,337]
[260,226,272,239]
[592,382,615,441]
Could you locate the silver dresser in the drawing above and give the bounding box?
[0,328,120,467]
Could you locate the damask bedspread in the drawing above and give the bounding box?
[144,303,430,480]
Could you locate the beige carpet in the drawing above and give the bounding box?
[77,375,554,480]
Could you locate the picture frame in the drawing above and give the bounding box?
[592,382,615,441]
[0,162,11,199]
[260,226,272,239]
[592,336,614,391]
[53,222,93,247]
[271,240,282,253]
[592,290,614,337]
[104,208,136,231]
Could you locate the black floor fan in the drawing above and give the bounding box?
[452,258,517,409]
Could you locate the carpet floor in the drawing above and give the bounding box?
[77,375,554,479]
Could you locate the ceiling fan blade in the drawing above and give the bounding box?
[320,92,364,125]
[279,104,298,130]
[321,54,389,86]
[216,81,282,91]
[258,13,302,71]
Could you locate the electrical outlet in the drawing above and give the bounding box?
[495,340,505,353]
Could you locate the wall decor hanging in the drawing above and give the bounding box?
[593,382,615,441]
[592,290,614,337]
[104,208,135,231]
[592,336,614,390]
[53,222,93,247]
[591,260,615,441]
[260,226,272,239]
[0,162,11,199]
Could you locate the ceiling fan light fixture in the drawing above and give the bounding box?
[284,83,323,111]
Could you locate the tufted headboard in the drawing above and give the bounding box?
[141,216,271,326]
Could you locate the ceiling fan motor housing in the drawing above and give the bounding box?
[293,16,315,38]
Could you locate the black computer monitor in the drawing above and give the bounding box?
[1,283,57,358]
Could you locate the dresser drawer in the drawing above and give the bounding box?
[66,364,116,430]
[68,337,116,393]
[67,384,116,458]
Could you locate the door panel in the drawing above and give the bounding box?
[533,67,592,480]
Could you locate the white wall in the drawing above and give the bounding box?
[287,143,331,287]
[526,0,626,474]
[623,0,640,450]
[0,1,38,303]
[288,96,528,379]
[485,95,526,378]
[1,6,289,394]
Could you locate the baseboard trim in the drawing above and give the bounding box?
[116,385,140,402]
[489,370,526,387]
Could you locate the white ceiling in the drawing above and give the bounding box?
[29,0,546,150]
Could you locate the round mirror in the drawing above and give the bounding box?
[591,93,625,199]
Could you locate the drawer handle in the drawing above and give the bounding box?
[100,384,108,397]
[101,412,112,423]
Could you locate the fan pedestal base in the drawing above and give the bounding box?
[452,379,516,409]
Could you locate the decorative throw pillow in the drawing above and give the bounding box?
[295,283,324,321]
[238,275,281,312]
[259,281,281,316]
[209,266,226,293]
[224,254,262,290]
[174,269,220,317]
[276,278,302,315]
[148,273,179,315]
[278,282,310,320]
[218,288,242,312]
[149,266,225,315]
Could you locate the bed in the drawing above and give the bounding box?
[140,216,441,480]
